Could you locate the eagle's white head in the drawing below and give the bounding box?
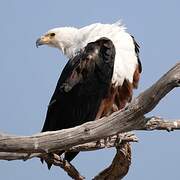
[36,27,79,58]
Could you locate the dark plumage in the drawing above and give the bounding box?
[41,37,115,166]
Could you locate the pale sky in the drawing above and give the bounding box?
[0,0,180,179]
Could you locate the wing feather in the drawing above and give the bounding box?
[41,38,115,162]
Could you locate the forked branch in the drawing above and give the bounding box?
[0,62,179,179]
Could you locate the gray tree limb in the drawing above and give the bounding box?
[0,62,179,180]
[1,115,180,161]
[0,133,138,161]
[0,63,179,154]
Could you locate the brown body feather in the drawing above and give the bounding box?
[96,37,142,118]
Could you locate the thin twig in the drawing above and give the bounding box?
[41,153,85,180]
[139,117,180,131]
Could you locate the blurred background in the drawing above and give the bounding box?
[0,0,179,179]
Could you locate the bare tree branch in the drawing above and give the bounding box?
[0,62,180,179]
[140,117,180,131]
[42,153,85,180]
[93,117,180,179]
[2,114,180,161]
[93,142,131,180]
[0,63,179,154]
[0,133,137,180]
[0,133,137,160]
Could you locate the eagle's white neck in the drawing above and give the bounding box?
[51,27,80,58]
[54,25,104,58]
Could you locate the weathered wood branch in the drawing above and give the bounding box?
[1,115,180,161]
[1,117,179,179]
[0,63,179,153]
[42,153,85,180]
[93,143,131,180]
[93,117,180,180]
[0,132,137,160]
[0,133,137,180]
[140,117,180,131]
[0,62,180,180]
[0,120,178,180]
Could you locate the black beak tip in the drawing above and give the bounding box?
[36,38,41,48]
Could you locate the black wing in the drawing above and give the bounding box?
[41,37,115,162]
[131,35,142,73]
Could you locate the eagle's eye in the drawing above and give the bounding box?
[50,33,55,37]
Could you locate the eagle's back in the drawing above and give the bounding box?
[76,22,140,86]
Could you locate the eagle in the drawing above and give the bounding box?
[36,22,142,165]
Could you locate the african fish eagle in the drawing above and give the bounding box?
[36,22,142,164]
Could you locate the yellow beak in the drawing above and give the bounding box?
[36,35,51,48]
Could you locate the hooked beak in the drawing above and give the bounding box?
[36,38,43,48]
[36,36,51,48]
